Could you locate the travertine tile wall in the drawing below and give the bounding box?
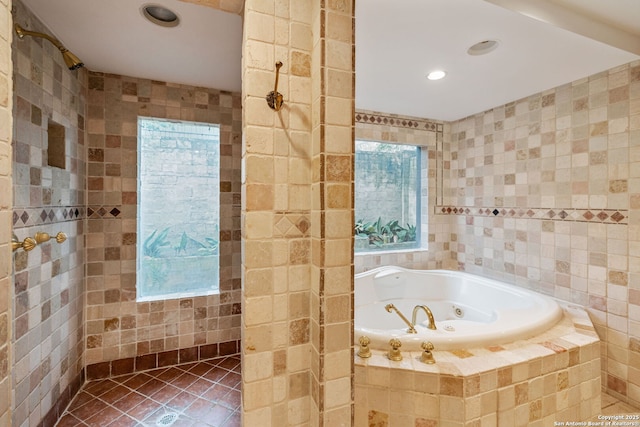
[84,72,242,366]
[310,1,355,425]
[353,110,455,274]
[0,0,12,425]
[241,1,314,425]
[447,60,640,408]
[241,0,355,425]
[11,1,86,426]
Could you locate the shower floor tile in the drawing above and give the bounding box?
[56,355,241,427]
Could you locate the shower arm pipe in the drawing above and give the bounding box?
[15,24,69,53]
[14,24,83,70]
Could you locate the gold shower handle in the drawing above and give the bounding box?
[34,231,67,244]
[11,236,37,252]
[12,232,67,252]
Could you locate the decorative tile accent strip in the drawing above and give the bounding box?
[87,205,122,219]
[355,111,443,133]
[437,206,629,224]
[85,340,240,381]
[12,206,85,228]
[273,212,311,238]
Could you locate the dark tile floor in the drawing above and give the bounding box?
[55,355,241,427]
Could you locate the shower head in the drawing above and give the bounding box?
[60,50,84,71]
[14,24,84,70]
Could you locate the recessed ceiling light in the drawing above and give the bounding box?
[427,70,446,80]
[142,4,180,27]
[467,40,500,56]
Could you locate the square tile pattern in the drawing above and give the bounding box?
[55,356,241,427]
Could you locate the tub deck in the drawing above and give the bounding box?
[355,303,601,426]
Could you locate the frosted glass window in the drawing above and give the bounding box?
[354,140,420,252]
[137,117,220,300]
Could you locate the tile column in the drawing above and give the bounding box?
[242,0,355,425]
[0,0,12,425]
[309,1,355,426]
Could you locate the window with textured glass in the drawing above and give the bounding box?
[137,117,220,300]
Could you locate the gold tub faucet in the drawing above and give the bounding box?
[412,305,437,330]
[388,338,403,361]
[421,341,436,364]
[385,303,417,333]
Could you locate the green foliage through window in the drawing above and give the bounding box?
[354,140,420,252]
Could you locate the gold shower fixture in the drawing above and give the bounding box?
[266,61,284,111]
[12,231,67,252]
[14,24,84,70]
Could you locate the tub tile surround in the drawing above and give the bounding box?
[355,304,602,426]
[84,71,242,366]
[448,60,640,409]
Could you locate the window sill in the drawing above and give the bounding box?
[137,288,220,303]
[355,247,429,257]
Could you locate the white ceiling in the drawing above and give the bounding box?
[20,0,243,93]
[356,0,640,121]
[18,0,640,122]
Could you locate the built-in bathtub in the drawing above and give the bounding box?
[355,267,563,351]
[353,267,602,426]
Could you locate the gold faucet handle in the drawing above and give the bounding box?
[420,341,436,364]
[12,236,37,252]
[55,232,67,243]
[388,338,403,361]
[357,336,371,358]
[22,237,37,252]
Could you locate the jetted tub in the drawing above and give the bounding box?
[355,266,563,351]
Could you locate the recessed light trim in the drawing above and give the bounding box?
[467,40,500,56]
[142,4,180,28]
[427,70,446,81]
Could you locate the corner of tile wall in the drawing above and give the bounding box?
[0,0,13,425]
[446,59,640,409]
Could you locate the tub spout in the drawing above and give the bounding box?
[385,303,417,333]
[412,305,437,330]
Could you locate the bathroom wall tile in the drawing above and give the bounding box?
[85,72,242,368]
[448,59,640,409]
[10,2,86,426]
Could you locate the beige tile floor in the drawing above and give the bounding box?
[594,393,640,420]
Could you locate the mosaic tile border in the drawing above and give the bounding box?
[436,206,628,225]
[87,205,122,219]
[12,206,85,229]
[355,111,443,133]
